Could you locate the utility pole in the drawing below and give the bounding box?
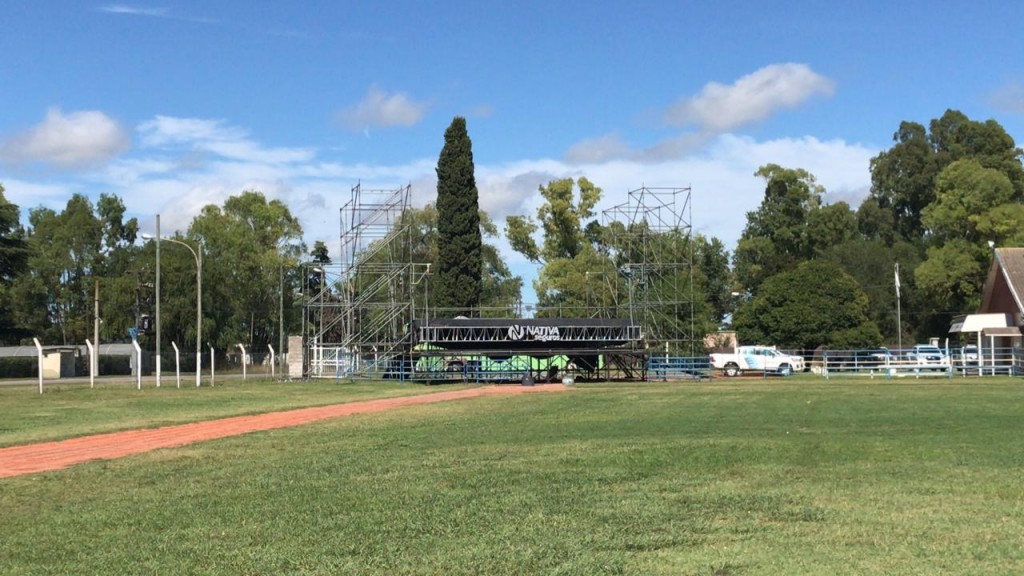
[93,279,99,377]
[279,260,284,379]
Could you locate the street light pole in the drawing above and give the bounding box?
[197,246,202,387]
[142,233,202,387]
[313,267,325,377]
[155,215,161,387]
[279,261,284,379]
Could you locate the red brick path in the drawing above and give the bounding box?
[0,384,566,478]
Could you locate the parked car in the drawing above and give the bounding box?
[959,344,979,367]
[710,345,805,377]
[906,344,947,365]
[843,347,893,368]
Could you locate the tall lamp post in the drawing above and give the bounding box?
[312,266,325,377]
[279,260,284,379]
[142,233,203,387]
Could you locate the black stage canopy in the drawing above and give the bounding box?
[413,317,643,353]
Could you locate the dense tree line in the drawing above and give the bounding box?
[0,187,307,352]
[731,110,1024,349]
[0,109,1019,353]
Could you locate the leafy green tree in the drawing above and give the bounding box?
[868,121,939,242]
[95,195,141,343]
[733,164,854,295]
[434,117,483,316]
[97,195,139,252]
[506,177,610,315]
[806,202,857,249]
[531,244,623,317]
[869,109,1024,243]
[11,193,139,344]
[912,159,1022,321]
[310,241,331,264]
[0,184,28,281]
[867,110,1024,337]
[188,191,304,350]
[733,259,881,351]
[855,197,898,246]
[974,203,1024,246]
[478,211,523,312]
[822,238,921,344]
[922,159,1019,245]
[694,235,734,326]
[914,239,985,329]
[929,110,1024,196]
[506,177,602,266]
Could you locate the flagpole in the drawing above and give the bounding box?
[895,263,902,353]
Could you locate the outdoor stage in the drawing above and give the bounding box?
[302,183,695,382]
[397,317,647,382]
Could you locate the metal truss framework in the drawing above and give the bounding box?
[416,321,642,349]
[302,183,694,379]
[602,186,695,355]
[302,183,428,378]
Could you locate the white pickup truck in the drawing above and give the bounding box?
[710,345,805,377]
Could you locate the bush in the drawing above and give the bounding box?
[0,357,38,379]
[74,356,132,376]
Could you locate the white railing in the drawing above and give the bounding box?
[818,347,1020,379]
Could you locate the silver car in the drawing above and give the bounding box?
[907,344,946,364]
[960,345,979,366]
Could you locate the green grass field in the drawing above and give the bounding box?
[0,378,463,447]
[2,378,1024,575]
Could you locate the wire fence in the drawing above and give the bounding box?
[6,344,1024,384]
[0,346,292,380]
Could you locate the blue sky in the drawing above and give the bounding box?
[2,1,1023,301]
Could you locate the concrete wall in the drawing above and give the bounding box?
[288,335,303,378]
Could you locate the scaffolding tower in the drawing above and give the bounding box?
[602,186,695,356]
[302,183,428,378]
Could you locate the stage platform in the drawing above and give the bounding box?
[388,317,649,382]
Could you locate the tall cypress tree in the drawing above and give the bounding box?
[434,117,482,316]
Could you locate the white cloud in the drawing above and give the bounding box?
[0,178,76,209]
[336,85,428,131]
[476,170,555,220]
[564,64,837,166]
[138,116,315,164]
[97,5,217,24]
[97,5,171,17]
[990,82,1024,114]
[0,108,130,168]
[664,63,835,132]
[81,115,436,246]
[565,134,633,164]
[566,131,717,165]
[467,104,495,119]
[138,116,239,147]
